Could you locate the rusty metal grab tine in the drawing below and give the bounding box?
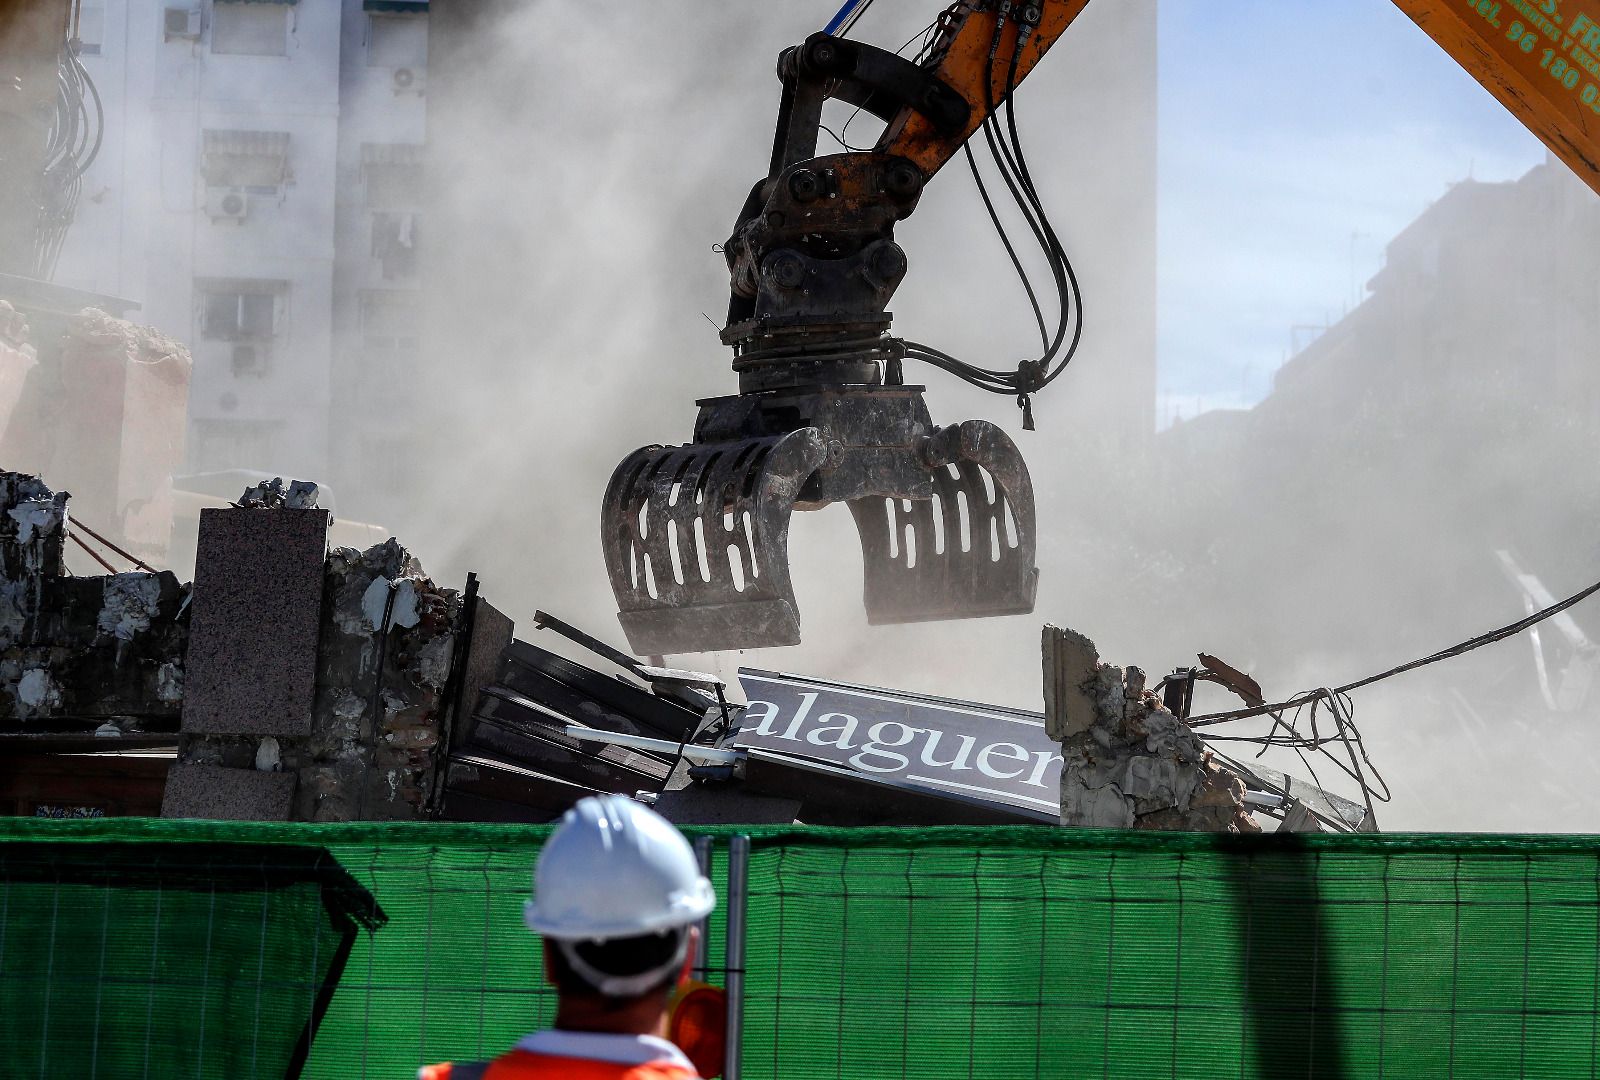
[850,419,1038,625]
[602,429,828,656]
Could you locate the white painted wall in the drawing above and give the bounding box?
[54,0,427,491]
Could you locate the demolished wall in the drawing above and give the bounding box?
[167,485,485,821]
[297,537,463,820]
[1044,625,1257,831]
[0,471,188,731]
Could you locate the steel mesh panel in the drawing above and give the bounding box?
[4,820,1600,1079]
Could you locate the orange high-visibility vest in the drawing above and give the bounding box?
[419,1050,699,1080]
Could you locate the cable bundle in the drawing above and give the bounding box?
[33,30,104,281]
[901,4,1084,430]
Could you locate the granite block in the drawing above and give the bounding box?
[160,762,296,820]
[182,508,328,736]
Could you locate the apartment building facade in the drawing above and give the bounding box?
[54,0,426,515]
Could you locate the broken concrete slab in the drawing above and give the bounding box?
[160,762,296,820]
[182,507,328,736]
[0,473,189,730]
[1043,624,1099,739]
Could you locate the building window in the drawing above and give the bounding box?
[361,143,423,210]
[211,1,287,56]
[366,13,425,68]
[201,129,291,193]
[74,0,104,54]
[361,435,412,495]
[360,291,420,396]
[370,213,418,280]
[199,279,285,377]
[361,291,420,371]
[201,287,278,341]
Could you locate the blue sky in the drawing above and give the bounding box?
[1157,0,1545,424]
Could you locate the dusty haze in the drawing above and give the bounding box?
[411,0,1157,685]
[149,1,1600,831]
[407,2,1600,831]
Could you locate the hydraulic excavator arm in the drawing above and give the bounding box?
[603,0,1600,658]
[603,2,1092,657]
[879,1,1091,173]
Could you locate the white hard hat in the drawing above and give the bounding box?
[525,794,716,941]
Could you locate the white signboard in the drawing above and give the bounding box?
[735,669,1062,819]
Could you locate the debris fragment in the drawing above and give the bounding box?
[237,476,323,510]
[1046,625,1257,832]
[97,573,164,642]
[15,667,63,715]
[255,736,281,772]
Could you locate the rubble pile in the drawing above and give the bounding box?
[299,537,462,819]
[1045,625,1257,832]
[0,470,188,730]
[173,486,474,820]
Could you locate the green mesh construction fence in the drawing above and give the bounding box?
[5,818,1600,1079]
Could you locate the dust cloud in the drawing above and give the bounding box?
[230,4,1600,829]
[409,0,1158,701]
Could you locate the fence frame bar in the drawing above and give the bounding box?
[725,834,749,1080]
[692,835,713,983]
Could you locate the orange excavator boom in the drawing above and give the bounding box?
[1394,0,1600,195]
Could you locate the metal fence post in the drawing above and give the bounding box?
[692,835,713,982]
[725,834,749,1080]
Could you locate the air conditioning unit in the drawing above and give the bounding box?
[391,67,425,95]
[205,187,248,223]
[163,6,200,40]
[230,343,266,377]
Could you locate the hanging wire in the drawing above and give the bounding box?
[1173,569,1600,821]
[1190,571,1600,727]
[898,9,1084,430]
[821,14,949,153]
[32,10,104,281]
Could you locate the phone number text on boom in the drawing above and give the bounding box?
[1468,0,1600,114]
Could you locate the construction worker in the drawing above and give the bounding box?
[419,795,717,1080]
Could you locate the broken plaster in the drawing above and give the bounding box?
[361,576,420,633]
[15,666,62,716]
[97,573,163,641]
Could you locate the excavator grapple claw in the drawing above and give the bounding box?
[602,429,828,656]
[850,420,1038,625]
[602,389,1038,655]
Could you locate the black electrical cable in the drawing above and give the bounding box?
[1188,571,1600,727]
[897,12,1085,429]
[998,38,1085,386]
[989,38,1079,372]
[965,141,1049,351]
[969,12,1056,345]
[32,39,102,279]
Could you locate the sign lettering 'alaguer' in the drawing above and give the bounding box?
[734,670,1062,819]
